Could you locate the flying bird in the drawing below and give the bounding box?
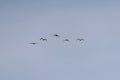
[63,39,70,42]
[53,34,60,37]
[40,38,44,40]
[40,38,47,41]
[29,42,38,45]
[76,38,85,41]
[42,38,47,41]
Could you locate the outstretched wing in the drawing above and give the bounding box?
[63,39,70,42]
[29,42,37,45]
[77,38,85,41]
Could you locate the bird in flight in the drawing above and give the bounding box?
[63,39,70,42]
[53,34,60,37]
[76,38,85,41]
[40,38,44,40]
[29,42,38,45]
[40,38,47,41]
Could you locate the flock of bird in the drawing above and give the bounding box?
[29,34,85,45]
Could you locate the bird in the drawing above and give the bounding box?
[40,38,44,40]
[53,34,60,37]
[42,38,47,41]
[63,39,70,42]
[29,42,38,45]
[40,38,47,41]
[76,38,84,41]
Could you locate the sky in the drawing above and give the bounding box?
[0,0,120,80]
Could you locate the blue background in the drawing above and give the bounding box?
[0,0,120,80]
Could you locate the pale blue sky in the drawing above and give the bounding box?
[0,0,120,80]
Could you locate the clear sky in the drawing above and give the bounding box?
[0,0,120,80]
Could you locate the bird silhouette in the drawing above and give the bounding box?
[40,38,43,40]
[53,34,60,37]
[40,38,47,41]
[76,38,84,41]
[63,39,70,42]
[29,42,38,45]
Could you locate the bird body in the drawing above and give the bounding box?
[63,39,70,42]
[40,38,47,41]
[40,38,44,40]
[53,34,60,37]
[76,38,84,41]
[29,42,38,45]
